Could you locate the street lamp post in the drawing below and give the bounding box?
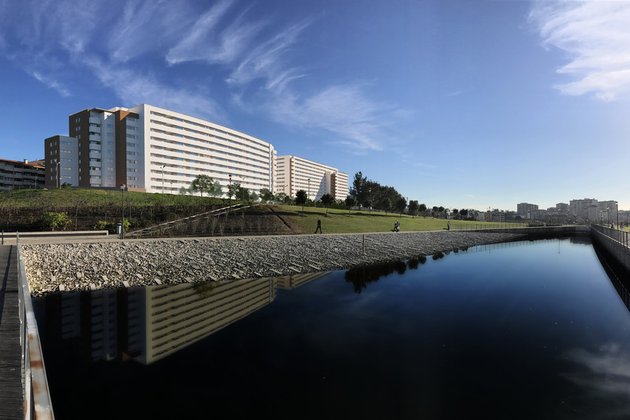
[307,178,311,201]
[616,202,619,229]
[161,164,165,194]
[120,184,126,239]
[52,159,61,188]
[240,176,246,203]
[228,174,232,203]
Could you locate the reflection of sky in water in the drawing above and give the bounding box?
[563,343,630,419]
[35,238,630,420]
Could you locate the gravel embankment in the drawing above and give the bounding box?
[22,231,521,295]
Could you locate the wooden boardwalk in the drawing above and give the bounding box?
[0,245,23,419]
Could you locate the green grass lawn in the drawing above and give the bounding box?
[274,205,525,234]
[0,187,224,208]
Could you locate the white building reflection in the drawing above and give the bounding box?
[44,273,329,365]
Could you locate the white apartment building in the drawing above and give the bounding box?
[275,155,348,201]
[45,104,277,196]
[131,104,276,195]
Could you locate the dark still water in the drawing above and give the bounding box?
[34,238,630,420]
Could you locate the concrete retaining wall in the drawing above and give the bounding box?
[473,225,591,235]
[591,227,630,273]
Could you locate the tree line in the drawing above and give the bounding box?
[181,173,473,218]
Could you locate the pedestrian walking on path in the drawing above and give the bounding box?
[315,218,322,234]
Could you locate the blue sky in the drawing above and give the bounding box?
[0,0,629,210]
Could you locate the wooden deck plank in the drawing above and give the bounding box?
[0,245,24,419]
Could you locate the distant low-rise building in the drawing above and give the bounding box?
[0,158,45,191]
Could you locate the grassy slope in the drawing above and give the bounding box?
[274,205,525,234]
[0,188,223,208]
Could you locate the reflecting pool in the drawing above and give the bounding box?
[34,237,630,420]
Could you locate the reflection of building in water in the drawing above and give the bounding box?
[130,278,276,364]
[58,289,119,362]
[39,278,277,365]
[275,272,329,290]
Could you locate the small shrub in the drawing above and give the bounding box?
[94,220,112,232]
[42,212,72,231]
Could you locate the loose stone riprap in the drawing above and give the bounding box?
[21,231,521,296]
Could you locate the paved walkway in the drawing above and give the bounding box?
[0,245,23,419]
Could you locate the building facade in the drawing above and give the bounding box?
[44,135,79,188]
[274,155,349,201]
[0,158,45,191]
[44,104,277,195]
[516,202,539,219]
[569,198,598,220]
[569,198,617,222]
[131,104,276,195]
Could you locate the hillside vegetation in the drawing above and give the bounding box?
[0,188,224,232]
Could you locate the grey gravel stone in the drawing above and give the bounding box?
[21,231,521,296]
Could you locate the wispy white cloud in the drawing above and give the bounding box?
[227,19,312,88]
[0,0,406,152]
[108,0,193,63]
[446,89,465,97]
[530,0,630,101]
[266,84,404,151]
[30,71,71,97]
[165,0,239,65]
[84,57,225,121]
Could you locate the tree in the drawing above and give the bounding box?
[208,181,222,197]
[236,185,249,202]
[295,190,308,210]
[459,209,468,218]
[227,182,240,202]
[259,188,274,203]
[350,171,368,204]
[419,203,427,217]
[345,195,356,213]
[275,192,287,203]
[376,197,392,212]
[408,200,419,218]
[395,197,407,216]
[320,193,334,215]
[190,174,213,197]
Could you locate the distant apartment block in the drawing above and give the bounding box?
[569,198,617,222]
[516,202,539,219]
[44,135,79,188]
[555,203,569,213]
[0,158,45,191]
[569,198,598,219]
[44,104,277,195]
[275,155,349,201]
